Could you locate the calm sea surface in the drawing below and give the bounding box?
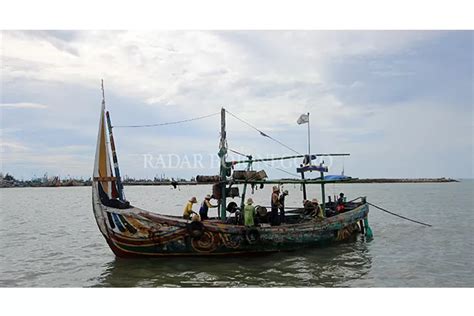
[1,181,473,287]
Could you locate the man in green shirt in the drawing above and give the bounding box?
[244,198,256,226]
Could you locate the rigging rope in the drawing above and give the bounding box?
[368,202,432,227]
[264,163,300,178]
[228,148,249,158]
[225,109,302,155]
[113,112,220,128]
[228,147,300,178]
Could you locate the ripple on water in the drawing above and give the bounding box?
[2,183,474,287]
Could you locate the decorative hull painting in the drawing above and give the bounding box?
[92,182,368,257]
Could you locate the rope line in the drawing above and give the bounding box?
[228,148,299,178]
[264,163,300,178]
[113,112,220,128]
[228,148,249,157]
[225,110,301,155]
[368,202,432,227]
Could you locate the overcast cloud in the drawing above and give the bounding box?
[1,31,472,180]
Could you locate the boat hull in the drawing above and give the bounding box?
[92,183,369,257]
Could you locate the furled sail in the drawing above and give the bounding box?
[93,100,117,199]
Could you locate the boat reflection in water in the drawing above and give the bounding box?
[92,237,372,287]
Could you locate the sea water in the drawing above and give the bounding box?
[1,181,473,287]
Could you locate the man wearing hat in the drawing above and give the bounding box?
[244,198,256,226]
[199,194,217,220]
[270,186,281,226]
[279,190,289,224]
[183,196,198,219]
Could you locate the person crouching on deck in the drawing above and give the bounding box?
[270,186,281,226]
[303,199,324,219]
[312,199,325,219]
[199,194,217,220]
[244,198,256,226]
[303,199,315,216]
[183,197,198,220]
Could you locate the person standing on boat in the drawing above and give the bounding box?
[270,186,280,226]
[279,190,289,224]
[199,194,217,220]
[244,198,256,226]
[336,192,345,213]
[183,197,198,220]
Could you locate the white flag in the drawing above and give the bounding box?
[297,113,309,125]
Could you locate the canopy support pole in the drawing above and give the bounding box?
[320,171,326,213]
[301,171,307,200]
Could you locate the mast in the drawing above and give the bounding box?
[218,107,228,221]
[102,80,125,200]
[240,156,253,212]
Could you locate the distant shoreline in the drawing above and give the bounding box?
[0,177,460,188]
[345,178,459,183]
[123,177,460,185]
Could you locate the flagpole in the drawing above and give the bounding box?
[307,112,311,165]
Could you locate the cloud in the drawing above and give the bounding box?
[1,31,440,119]
[0,140,29,152]
[1,31,472,179]
[0,102,48,109]
[0,139,93,177]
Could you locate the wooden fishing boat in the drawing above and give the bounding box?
[92,86,373,257]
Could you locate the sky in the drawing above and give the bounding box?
[1,30,473,180]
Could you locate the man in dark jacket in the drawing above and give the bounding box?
[270,186,280,226]
[279,190,289,224]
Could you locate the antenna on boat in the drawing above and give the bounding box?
[101,79,105,106]
[297,112,311,199]
[342,156,345,176]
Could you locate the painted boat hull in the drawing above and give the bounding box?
[92,183,369,257]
